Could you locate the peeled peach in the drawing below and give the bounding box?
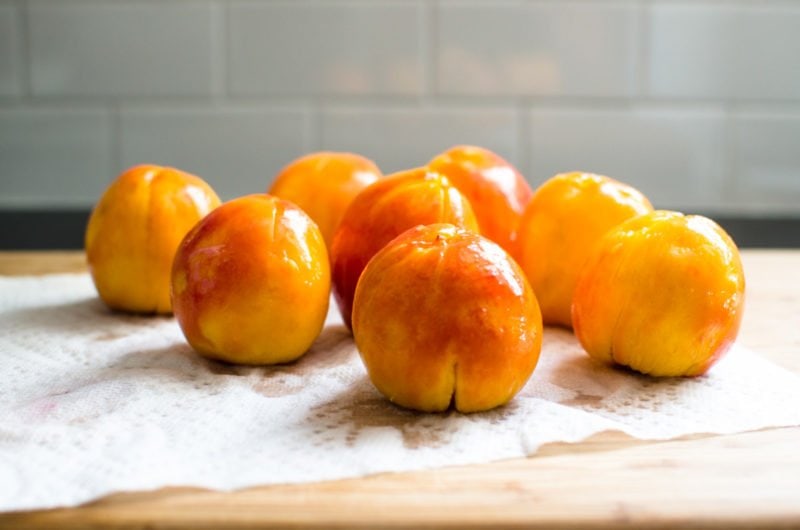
[268,152,382,250]
[516,172,653,327]
[171,194,330,365]
[85,164,221,314]
[331,167,479,330]
[428,145,532,254]
[572,211,745,377]
[352,224,542,413]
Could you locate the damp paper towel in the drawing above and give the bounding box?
[2,273,800,512]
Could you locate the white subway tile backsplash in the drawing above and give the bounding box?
[648,5,800,100]
[529,106,727,210]
[0,108,112,207]
[437,2,638,97]
[0,5,21,96]
[0,0,798,217]
[732,114,800,212]
[321,106,518,175]
[120,107,308,201]
[29,3,215,97]
[229,3,422,96]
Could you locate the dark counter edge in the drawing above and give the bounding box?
[1,209,799,249]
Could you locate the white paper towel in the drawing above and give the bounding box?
[2,273,800,512]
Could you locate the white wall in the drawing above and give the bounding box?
[1,0,799,215]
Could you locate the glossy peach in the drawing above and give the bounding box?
[428,145,532,254]
[85,164,220,314]
[171,194,330,365]
[331,167,479,330]
[269,152,382,250]
[572,211,745,377]
[352,224,542,413]
[516,172,653,328]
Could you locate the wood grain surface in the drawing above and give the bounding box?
[1,250,799,530]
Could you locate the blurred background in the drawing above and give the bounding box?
[1,0,799,248]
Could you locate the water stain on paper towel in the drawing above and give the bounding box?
[308,380,451,449]
[308,379,518,450]
[295,325,354,374]
[549,353,627,400]
[251,326,353,398]
[559,391,605,407]
[252,375,305,398]
[93,330,128,342]
[203,360,244,377]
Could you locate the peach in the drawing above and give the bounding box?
[268,152,382,250]
[352,224,542,413]
[331,167,479,330]
[572,211,745,377]
[428,145,532,254]
[516,172,653,327]
[171,194,330,365]
[85,164,221,314]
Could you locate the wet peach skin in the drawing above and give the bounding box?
[428,145,532,254]
[171,194,330,365]
[572,211,745,377]
[331,167,479,330]
[352,224,543,413]
[516,172,653,328]
[85,164,220,314]
[269,152,382,250]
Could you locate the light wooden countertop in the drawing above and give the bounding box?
[1,250,798,529]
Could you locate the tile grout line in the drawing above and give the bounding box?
[17,0,32,100]
[516,99,532,181]
[421,0,437,106]
[307,99,323,153]
[6,94,800,114]
[111,101,122,178]
[722,101,738,208]
[637,0,650,99]
[212,0,227,104]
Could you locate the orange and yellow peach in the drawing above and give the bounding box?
[331,167,479,329]
[171,194,330,365]
[85,164,220,314]
[516,172,653,327]
[572,211,745,377]
[428,145,532,254]
[352,224,542,413]
[269,152,382,250]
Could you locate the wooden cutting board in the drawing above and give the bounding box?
[1,249,799,529]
